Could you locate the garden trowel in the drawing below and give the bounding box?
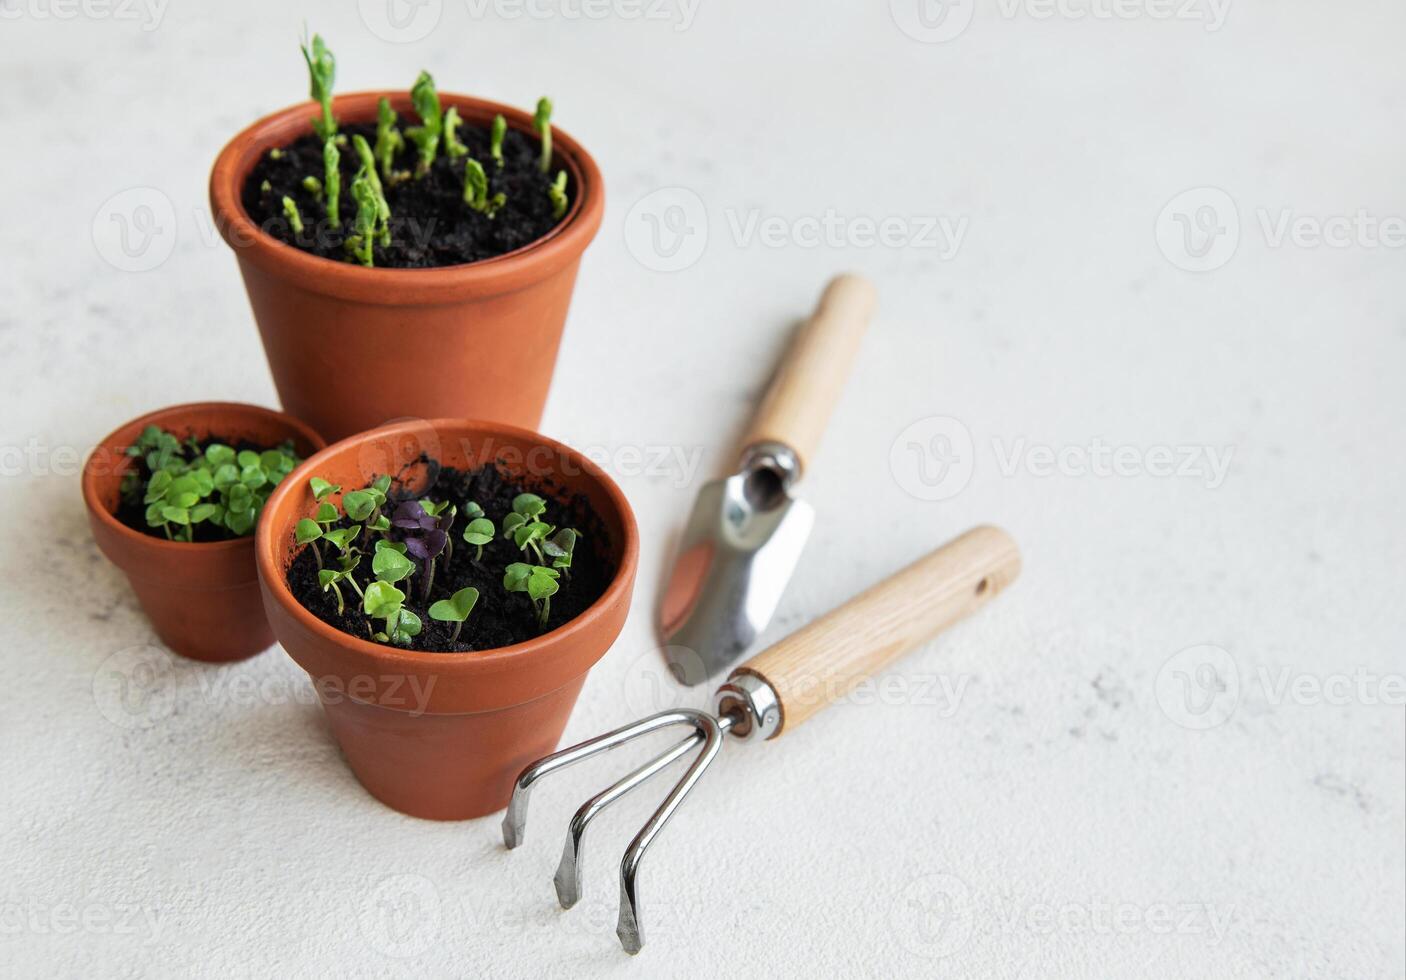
[658,274,877,685]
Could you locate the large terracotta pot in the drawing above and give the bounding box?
[209,91,605,443]
[82,402,326,662]
[255,419,639,820]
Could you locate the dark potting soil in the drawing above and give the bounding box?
[241,121,567,268]
[286,460,614,654]
[114,435,288,543]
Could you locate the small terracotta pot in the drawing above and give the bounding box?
[209,91,605,444]
[82,402,326,663]
[255,418,639,820]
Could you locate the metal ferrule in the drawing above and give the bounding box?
[738,441,803,491]
[714,671,782,741]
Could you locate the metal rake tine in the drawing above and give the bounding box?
[616,711,725,955]
[553,731,706,909]
[501,709,719,850]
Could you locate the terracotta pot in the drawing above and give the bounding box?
[82,402,327,663]
[209,91,605,444]
[255,418,639,820]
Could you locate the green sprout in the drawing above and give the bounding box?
[374,97,406,183]
[300,30,337,143]
[428,586,480,644]
[504,562,560,628]
[502,493,553,561]
[302,176,322,199]
[324,139,341,229]
[309,477,340,501]
[371,538,416,590]
[363,581,421,646]
[463,158,506,217]
[405,70,443,176]
[350,135,393,246]
[533,97,552,173]
[124,427,298,541]
[548,170,568,220]
[282,196,304,235]
[443,106,468,159]
[543,527,579,577]
[490,114,506,167]
[347,172,378,267]
[295,517,323,567]
[462,514,495,561]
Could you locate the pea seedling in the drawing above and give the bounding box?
[444,106,468,159]
[428,586,480,644]
[490,114,506,167]
[323,139,341,228]
[548,170,568,220]
[405,71,443,177]
[374,97,406,182]
[463,158,506,217]
[282,196,304,236]
[504,562,560,628]
[300,31,337,143]
[533,97,553,173]
[347,172,379,267]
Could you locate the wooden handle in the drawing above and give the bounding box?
[739,274,877,475]
[732,526,1020,737]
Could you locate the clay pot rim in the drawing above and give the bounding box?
[255,418,640,672]
[208,90,604,303]
[81,401,329,557]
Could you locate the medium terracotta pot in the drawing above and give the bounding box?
[209,91,605,444]
[255,419,639,820]
[82,402,326,663]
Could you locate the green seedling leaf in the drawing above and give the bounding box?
[318,567,346,614]
[374,97,405,181]
[363,581,405,619]
[300,29,337,142]
[144,469,173,503]
[533,97,552,173]
[315,502,339,525]
[502,512,526,537]
[490,114,506,168]
[310,476,340,500]
[463,500,484,520]
[322,526,361,553]
[189,502,219,524]
[526,567,560,601]
[513,493,547,519]
[204,444,235,467]
[241,464,267,489]
[429,587,479,623]
[225,508,255,536]
[375,538,407,554]
[237,450,260,468]
[372,546,415,584]
[295,518,323,544]
[342,490,375,521]
[405,70,443,176]
[161,505,190,526]
[387,608,422,645]
[372,475,393,495]
[212,463,239,490]
[462,517,494,560]
[503,562,532,592]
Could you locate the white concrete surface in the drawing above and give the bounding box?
[2,0,1403,976]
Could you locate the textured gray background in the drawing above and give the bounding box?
[2,0,1403,976]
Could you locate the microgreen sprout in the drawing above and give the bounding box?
[543,527,579,576]
[428,586,480,644]
[324,139,341,228]
[363,580,421,645]
[318,545,365,616]
[533,97,552,173]
[302,176,322,198]
[393,500,448,600]
[463,158,506,217]
[124,427,298,541]
[490,114,506,168]
[548,170,568,220]
[300,30,337,143]
[443,106,468,159]
[372,537,416,590]
[374,97,406,182]
[405,70,443,177]
[309,477,340,501]
[504,562,560,628]
[502,492,553,561]
[282,196,304,236]
[347,172,378,267]
[462,512,495,561]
